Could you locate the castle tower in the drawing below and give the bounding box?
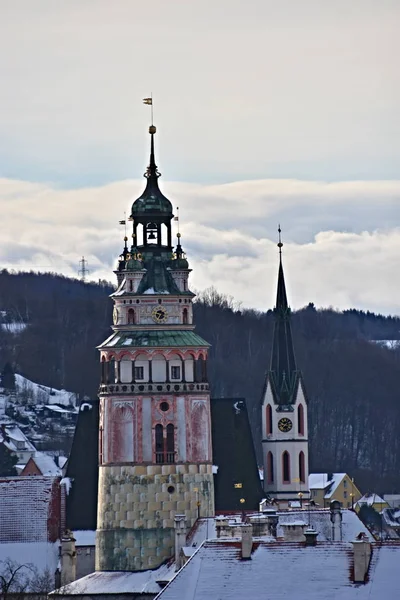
[96,124,214,572]
[261,232,309,502]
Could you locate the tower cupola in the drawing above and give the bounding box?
[130,125,173,250]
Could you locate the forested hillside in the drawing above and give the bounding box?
[1,270,400,493]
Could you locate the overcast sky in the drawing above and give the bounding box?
[0,1,399,314]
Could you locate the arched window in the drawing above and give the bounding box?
[298,404,304,436]
[166,424,175,464]
[299,451,305,483]
[155,424,164,464]
[128,308,135,324]
[182,308,188,325]
[266,404,273,435]
[282,451,290,483]
[267,451,274,484]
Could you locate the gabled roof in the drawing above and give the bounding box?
[155,540,400,600]
[25,452,61,476]
[308,473,347,499]
[0,424,36,453]
[356,493,387,507]
[211,398,263,511]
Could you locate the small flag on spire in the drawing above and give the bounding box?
[119,220,126,225]
[143,98,152,105]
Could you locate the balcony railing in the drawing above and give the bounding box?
[99,381,209,395]
[155,452,175,464]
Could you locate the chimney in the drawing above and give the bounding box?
[241,524,253,560]
[60,530,76,587]
[303,528,318,546]
[174,514,186,571]
[330,499,342,541]
[352,534,371,583]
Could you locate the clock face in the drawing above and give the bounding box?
[278,417,293,433]
[152,306,168,324]
[113,307,119,325]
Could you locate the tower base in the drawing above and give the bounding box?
[96,463,214,571]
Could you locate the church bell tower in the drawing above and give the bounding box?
[261,231,310,503]
[96,123,214,572]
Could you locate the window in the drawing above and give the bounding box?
[267,451,274,484]
[166,424,175,463]
[155,424,164,463]
[344,491,347,499]
[155,423,175,464]
[343,479,347,488]
[266,404,273,435]
[282,451,290,483]
[134,366,144,381]
[299,451,305,483]
[182,308,188,325]
[171,366,181,380]
[128,308,135,324]
[298,404,304,436]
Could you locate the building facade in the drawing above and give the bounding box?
[261,242,310,502]
[96,124,214,572]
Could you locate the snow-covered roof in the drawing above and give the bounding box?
[278,509,373,542]
[53,561,176,595]
[29,452,62,476]
[308,473,347,498]
[155,541,400,600]
[356,493,387,507]
[73,530,96,546]
[0,424,36,453]
[0,477,60,543]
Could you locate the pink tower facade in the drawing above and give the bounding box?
[95,125,214,572]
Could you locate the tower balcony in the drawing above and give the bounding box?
[98,381,209,396]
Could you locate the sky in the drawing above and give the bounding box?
[0,0,399,314]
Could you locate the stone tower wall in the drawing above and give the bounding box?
[96,463,214,571]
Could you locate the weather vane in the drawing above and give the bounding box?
[143,94,153,125]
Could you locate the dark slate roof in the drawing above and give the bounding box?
[131,132,173,219]
[268,258,300,405]
[65,399,99,531]
[137,257,181,295]
[99,330,210,349]
[211,398,263,512]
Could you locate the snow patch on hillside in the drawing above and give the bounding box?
[14,374,77,407]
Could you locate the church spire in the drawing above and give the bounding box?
[269,227,297,405]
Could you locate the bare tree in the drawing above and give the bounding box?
[0,559,33,598]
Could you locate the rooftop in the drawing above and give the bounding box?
[99,329,210,349]
[156,540,400,600]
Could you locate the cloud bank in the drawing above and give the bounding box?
[1,177,399,315]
